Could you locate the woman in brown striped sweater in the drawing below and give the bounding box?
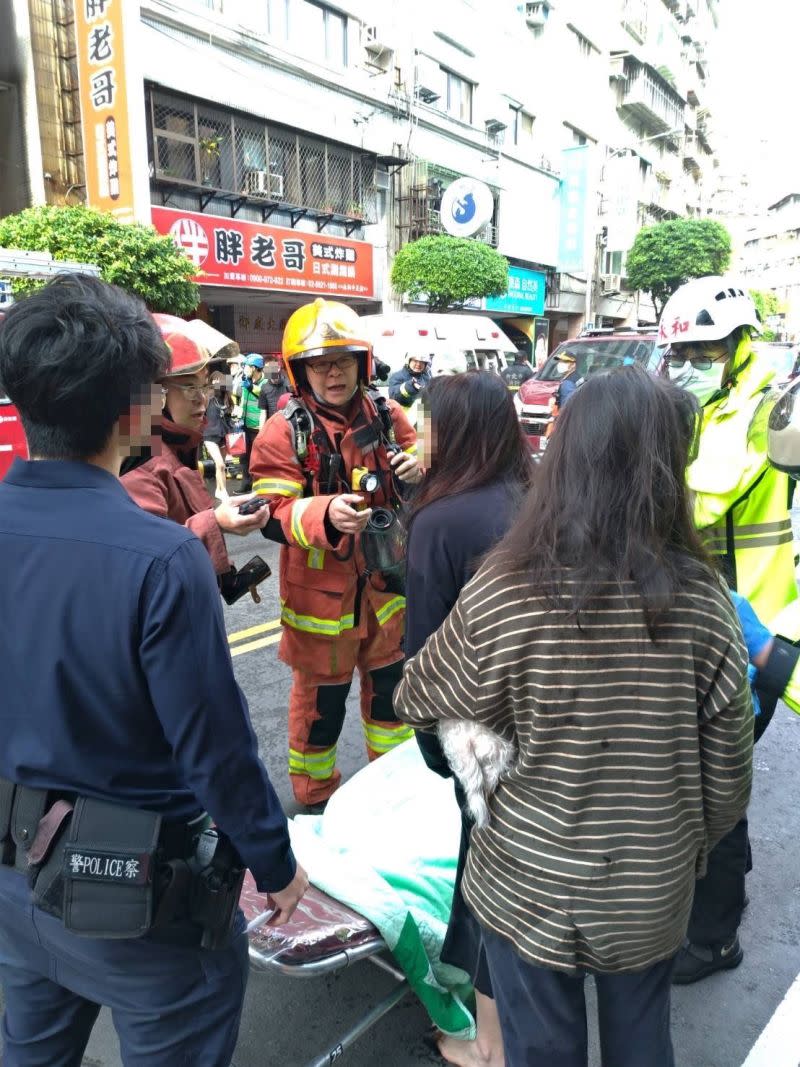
[395,366,753,1067]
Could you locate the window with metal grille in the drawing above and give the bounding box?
[147,87,377,221]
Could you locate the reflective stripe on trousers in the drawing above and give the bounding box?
[288,745,337,781]
[362,720,414,754]
[279,596,405,637]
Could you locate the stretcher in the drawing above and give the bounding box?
[240,872,412,1067]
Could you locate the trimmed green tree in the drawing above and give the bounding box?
[625,218,732,318]
[0,204,198,314]
[390,234,509,313]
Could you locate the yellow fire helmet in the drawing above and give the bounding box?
[281,298,373,391]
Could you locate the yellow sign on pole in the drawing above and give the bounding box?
[73,0,137,223]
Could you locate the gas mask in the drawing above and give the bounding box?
[361,507,407,588]
[349,464,407,588]
[668,361,727,406]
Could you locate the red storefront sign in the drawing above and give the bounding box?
[151,206,375,299]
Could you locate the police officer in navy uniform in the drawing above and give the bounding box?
[501,350,536,392]
[0,276,307,1066]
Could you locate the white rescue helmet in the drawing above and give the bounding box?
[658,276,760,348]
[406,352,433,368]
[767,377,800,478]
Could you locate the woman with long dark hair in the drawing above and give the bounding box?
[404,370,534,1067]
[397,366,753,1067]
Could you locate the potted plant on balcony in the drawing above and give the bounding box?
[198,134,223,186]
[347,200,365,221]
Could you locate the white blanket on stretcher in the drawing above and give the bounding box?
[288,739,476,1038]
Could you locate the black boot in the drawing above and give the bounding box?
[672,936,743,985]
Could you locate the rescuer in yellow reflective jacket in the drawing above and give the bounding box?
[730,375,800,721]
[249,299,421,809]
[661,277,798,985]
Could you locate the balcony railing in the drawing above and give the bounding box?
[618,66,685,134]
[642,173,683,220]
[696,115,713,152]
[146,87,378,225]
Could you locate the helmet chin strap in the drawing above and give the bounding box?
[723,330,753,388]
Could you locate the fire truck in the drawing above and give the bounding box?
[0,248,101,479]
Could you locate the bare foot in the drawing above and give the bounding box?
[437,1033,505,1067]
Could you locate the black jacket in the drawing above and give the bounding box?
[501,361,535,391]
[388,366,432,406]
[404,481,520,776]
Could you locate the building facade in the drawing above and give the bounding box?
[2,0,722,358]
[739,194,800,342]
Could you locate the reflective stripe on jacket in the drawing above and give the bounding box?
[690,340,798,622]
[249,390,416,649]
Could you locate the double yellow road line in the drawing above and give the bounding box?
[228,618,282,657]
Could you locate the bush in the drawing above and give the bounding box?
[390,235,508,312]
[0,205,198,314]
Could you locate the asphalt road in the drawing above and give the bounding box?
[3,525,800,1067]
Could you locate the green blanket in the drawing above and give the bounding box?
[288,739,476,1038]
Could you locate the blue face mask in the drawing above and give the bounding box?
[669,360,726,405]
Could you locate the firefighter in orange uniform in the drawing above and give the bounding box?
[250,299,422,809]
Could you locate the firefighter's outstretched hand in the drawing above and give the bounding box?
[266,864,309,927]
[215,496,270,535]
[390,450,423,484]
[328,494,372,534]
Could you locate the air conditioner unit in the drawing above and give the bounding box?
[601,273,622,295]
[362,24,392,55]
[375,168,391,192]
[415,55,441,103]
[525,1,553,28]
[244,170,284,199]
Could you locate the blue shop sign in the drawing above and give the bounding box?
[485,266,546,316]
[558,144,590,273]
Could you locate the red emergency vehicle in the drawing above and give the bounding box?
[517,326,663,453]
